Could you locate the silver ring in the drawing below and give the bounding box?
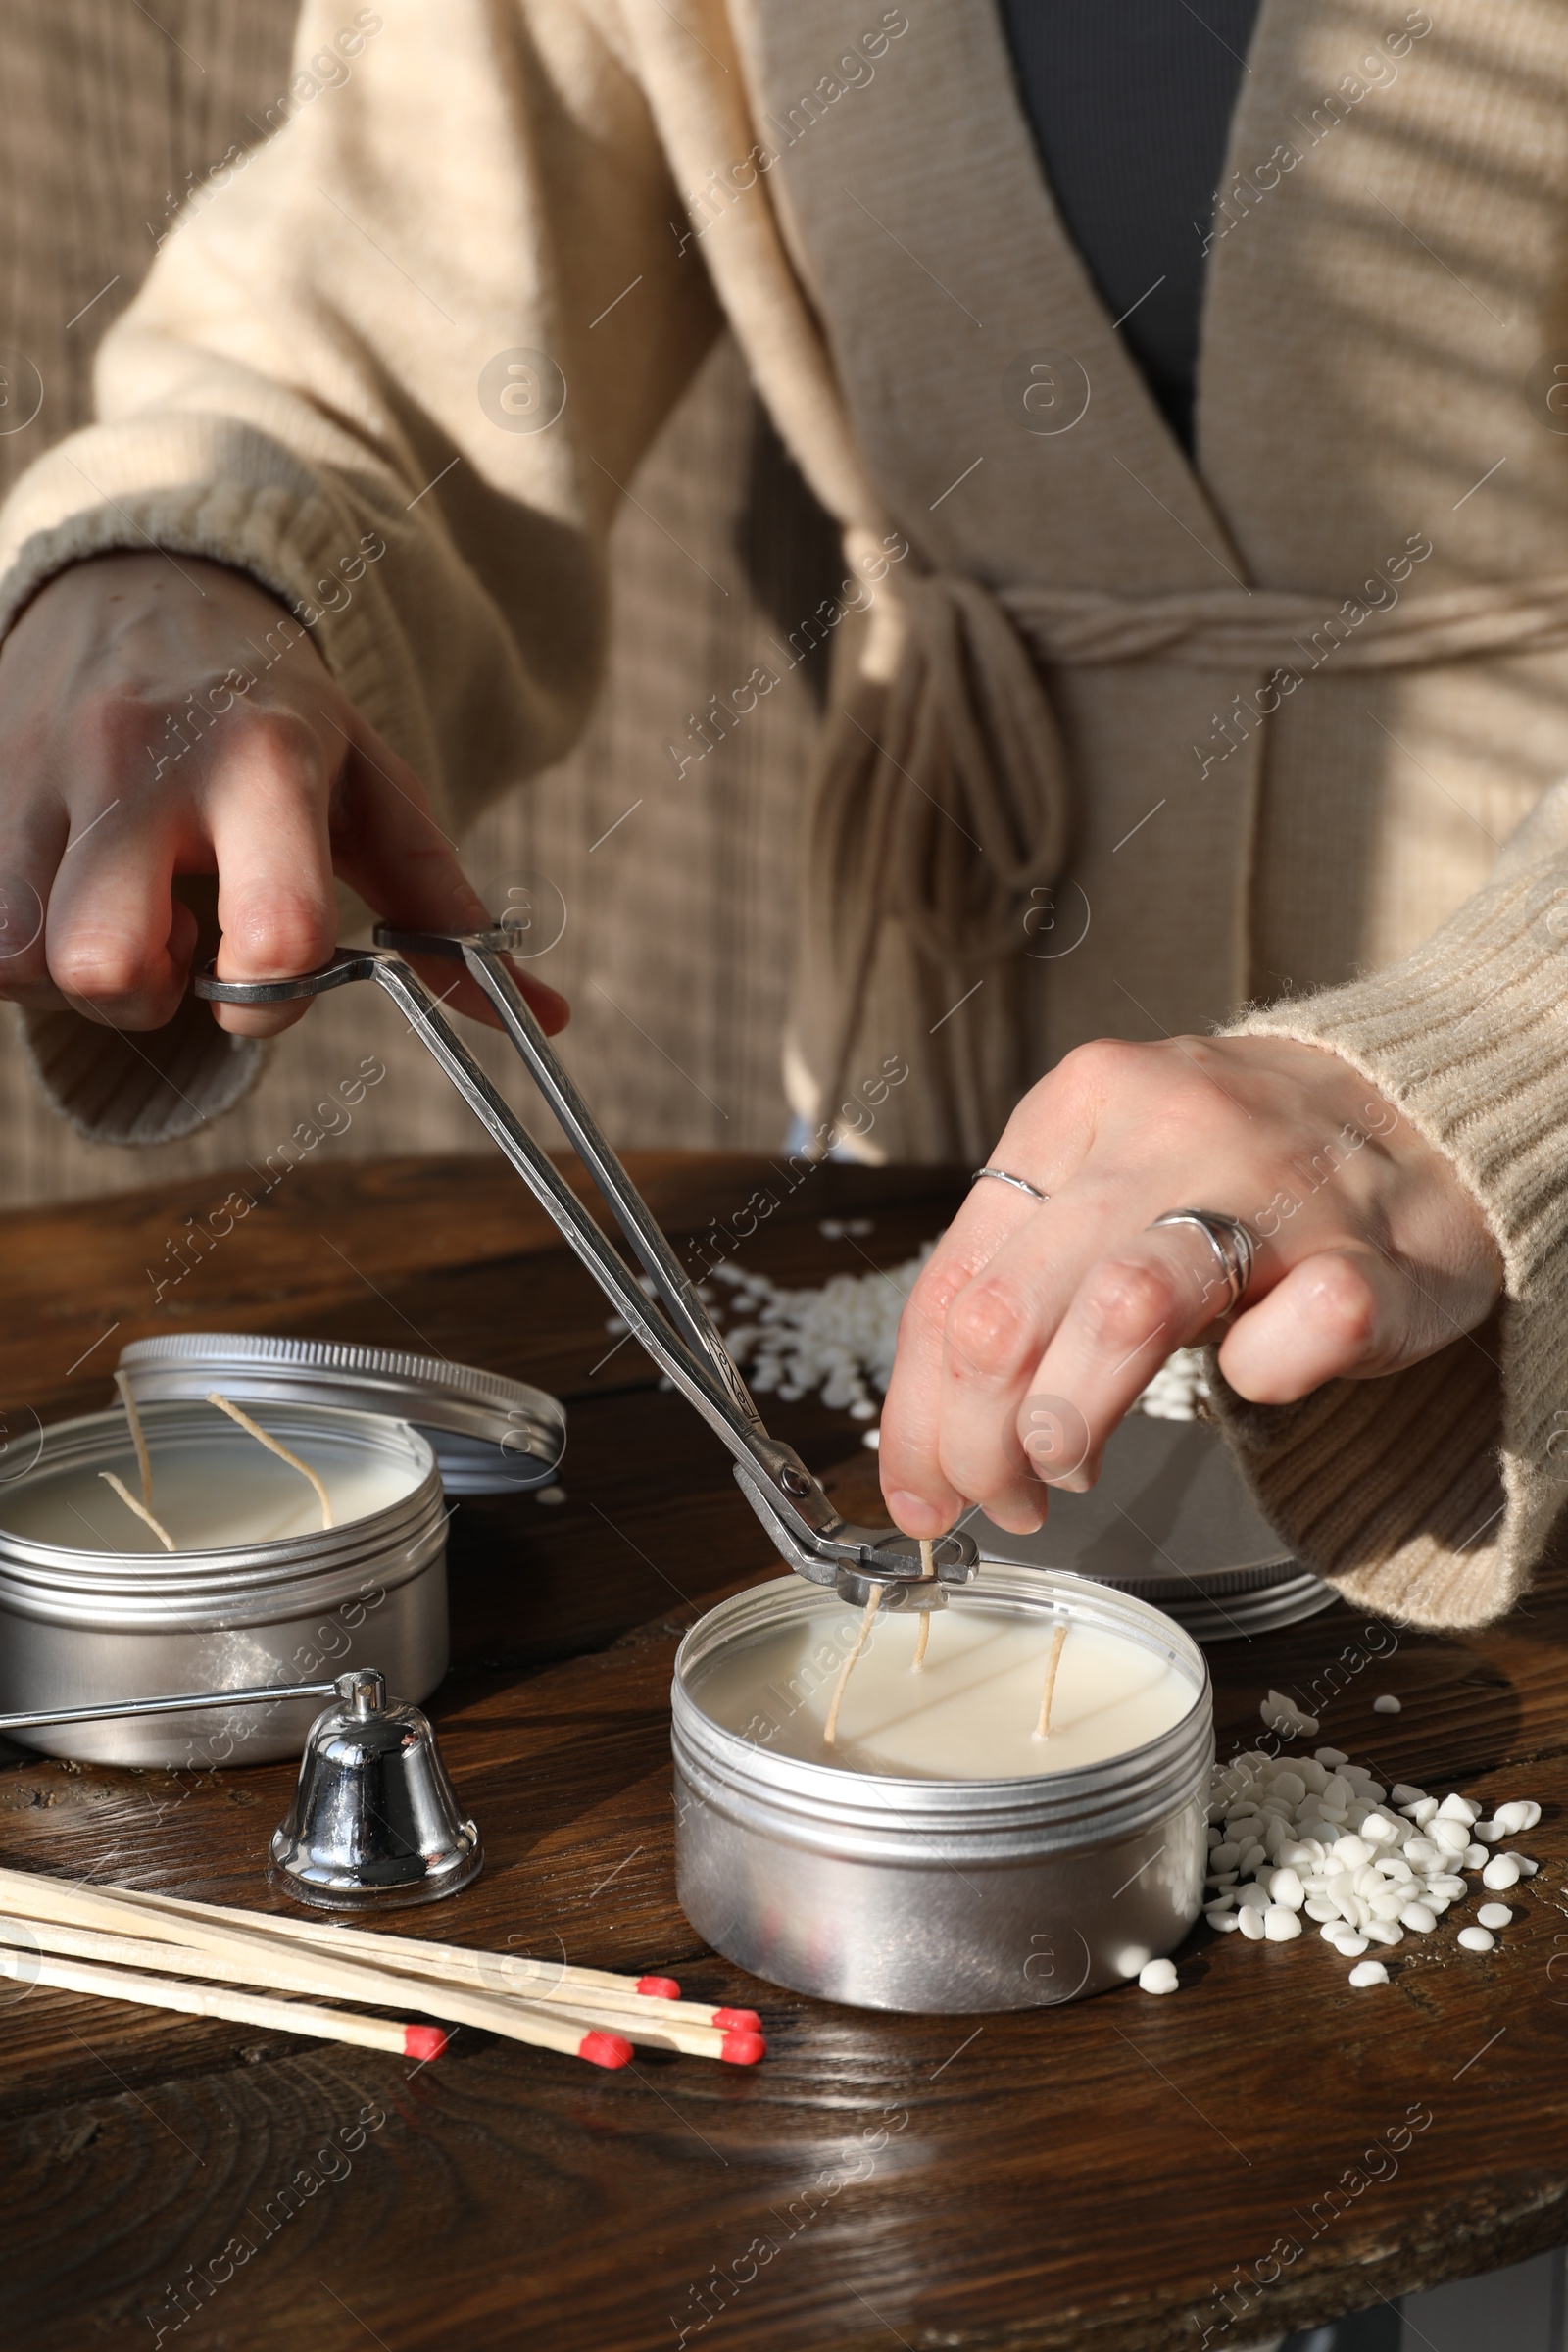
[1150,1209,1256,1314]
[972,1165,1049,1203]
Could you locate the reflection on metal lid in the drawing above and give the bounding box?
[117,1333,564,1495]
[972,1411,1335,1643]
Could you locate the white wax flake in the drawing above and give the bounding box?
[1133,1347,1210,1421]
[1260,1688,1320,1739]
[1348,1960,1389,1987]
[710,1247,1206,1425]
[1205,1747,1544,1980]
[861,1426,881,1451]
[1372,1693,1402,1714]
[1138,1958,1180,1994]
[533,1485,567,1506]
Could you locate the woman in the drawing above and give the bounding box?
[0,1,1556,1630]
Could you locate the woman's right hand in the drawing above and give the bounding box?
[0,550,567,1038]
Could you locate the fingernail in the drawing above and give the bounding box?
[883,1488,943,1536]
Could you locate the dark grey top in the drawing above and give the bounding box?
[996,0,1264,447]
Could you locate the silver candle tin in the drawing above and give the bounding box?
[0,1400,449,1768]
[672,1568,1212,2014]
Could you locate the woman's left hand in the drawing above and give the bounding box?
[877,1033,1503,1538]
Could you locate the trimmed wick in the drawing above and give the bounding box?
[1033,1622,1068,1741]
[823,1583,884,1748]
[113,1370,154,1511]
[206,1393,334,1529]
[99,1470,175,1553]
[911,1537,935,1672]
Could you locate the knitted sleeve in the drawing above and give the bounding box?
[1212,779,1568,1629]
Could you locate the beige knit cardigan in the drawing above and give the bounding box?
[3,0,1568,1632]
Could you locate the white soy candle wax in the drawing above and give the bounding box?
[0,1423,419,1552]
[693,1593,1195,1780]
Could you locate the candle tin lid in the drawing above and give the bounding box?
[116,1333,564,1495]
[973,1412,1336,1643]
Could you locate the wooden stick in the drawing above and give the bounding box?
[193,1932,749,2029]
[0,1873,677,2067]
[0,1941,445,2061]
[911,1538,935,1671]
[91,1883,696,2012]
[823,1583,883,1747]
[207,1393,332,1528]
[98,1471,175,1552]
[0,1912,760,2061]
[113,1370,154,1510]
[1033,1622,1068,1741]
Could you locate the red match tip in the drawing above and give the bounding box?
[719,2030,766,2066]
[403,2025,447,2061]
[579,2029,634,2070]
[636,1975,681,2001]
[712,2008,762,2033]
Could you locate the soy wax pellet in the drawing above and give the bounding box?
[1371,1694,1401,1714]
[1457,1925,1495,1952]
[1481,1855,1521,1890]
[1348,1960,1389,1986]
[1138,1959,1179,1994]
[1477,1903,1512,1930]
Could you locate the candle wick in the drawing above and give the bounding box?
[911,1537,935,1671]
[206,1394,334,1529]
[1033,1621,1068,1741]
[823,1583,883,1748]
[99,1470,176,1553]
[113,1371,155,1512]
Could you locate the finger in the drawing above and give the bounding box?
[207,710,339,1038]
[44,795,196,1029]
[933,1173,1265,1527]
[329,717,568,1035]
[879,1180,1045,1539]
[925,1178,1141,1530]
[0,836,64,1008]
[990,1223,1249,1518]
[1217,1245,1413,1401]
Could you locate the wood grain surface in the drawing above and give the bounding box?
[0,1152,1563,2352]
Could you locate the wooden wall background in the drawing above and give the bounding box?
[0,0,837,1205]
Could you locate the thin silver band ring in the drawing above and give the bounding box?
[1149,1209,1256,1314]
[972,1165,1050,1203]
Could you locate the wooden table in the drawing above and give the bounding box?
[0,1152,1563,2351]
